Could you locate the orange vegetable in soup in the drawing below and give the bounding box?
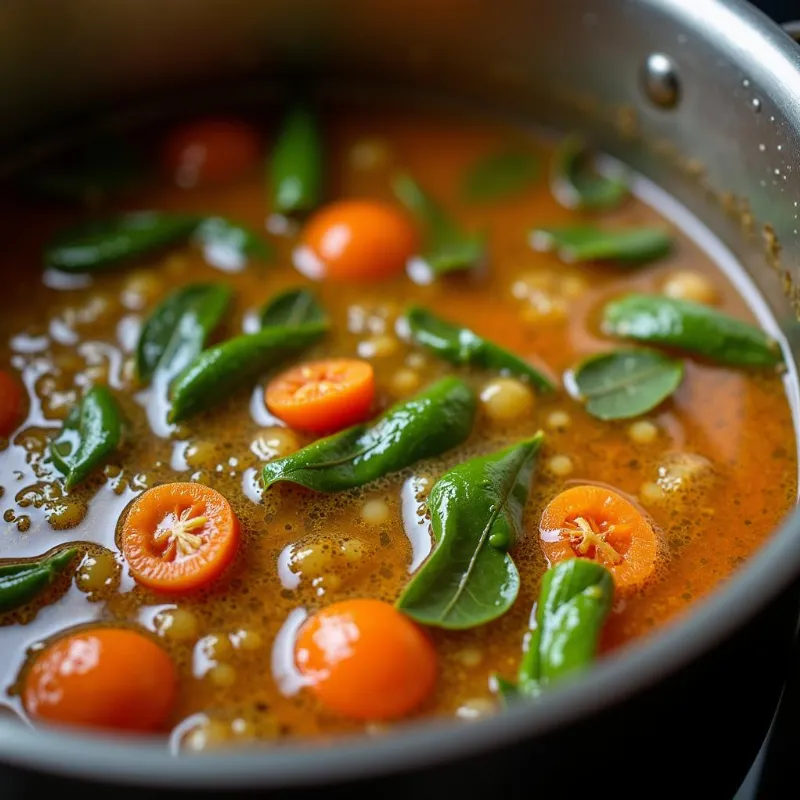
[0,369,23,437]
[161,118,260,187]
[295,599,437,720]
[266,358,376,434]
[23,628,177,732]
[539,484,658,589]
[296,200,417,281]
[120,483,240,593]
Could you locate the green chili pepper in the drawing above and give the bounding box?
[168,323,326,422]
[603,293,783,367]
[262,377,477,493]
[0,548,79,612]
[495,559,614,702]
[270,103,323,215]
[405,306,555,391]
[396,433,543,629]
[50,386,124,490]
[531,225,672,265]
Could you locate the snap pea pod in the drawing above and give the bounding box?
[50,386,124,490]
[393,174,485,278]
[262,377,477,493]
[44,212,271,273]
[405,306,555,392]
[0,548,79,613]
[270,103,323,215]
[168,322,326,422]
[135,283,233,385]
[603,293,783,367]
[396,433,543,630]
[497,559,614,702]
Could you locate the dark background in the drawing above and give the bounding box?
[755,0,795,21]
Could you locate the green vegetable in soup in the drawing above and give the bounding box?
[393,174,485,278]
[135,284,233,385]
[405,306,554,391]
[602,294,784,367]
[496,560,614,702]
[194,216,274,265]
[0,548,79,613]
[461,150,539,202]
[44,212,271,273]
[259,288,327,330]
[550,134,628,211]
[270,103,323,215]
[531,226,672,265]
[168,323,326,423]
[262,377,477,493]
[50,387,124,490]
[571,348,684,421]
[396,433,543,629]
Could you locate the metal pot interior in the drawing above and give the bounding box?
[0,0,799,787]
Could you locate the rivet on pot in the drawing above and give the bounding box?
[642,53,681,109]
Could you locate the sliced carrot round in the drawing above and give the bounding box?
[295,599,437,721]
[539,484,657,589]
[162,118,261,187]
[266,358,375,434]
[23,627,177,732]
[0,369,23,437]
[295,200,417,281]
[120,482,240,593]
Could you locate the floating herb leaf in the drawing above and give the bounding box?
[461,150,539,202]
[270,103,323,215]
[194,216,274,268]
[396,433,543,629]
[570,348,684,420]
[169,322,326,423]
[393,174,485,278]
[531,226,672,265]
[496,559,614,702]
[135,283,233,386]
[262,377,477,493]
[551,135,628,211]
[45,212,271,273]
[603,293,783,367]
[259,288,327,330]
[0,548,80,613]
[50,386,123,489]
[406,306,554,391]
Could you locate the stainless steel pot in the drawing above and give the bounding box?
[1,1,800,796]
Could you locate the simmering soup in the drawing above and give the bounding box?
[0,100,795,748]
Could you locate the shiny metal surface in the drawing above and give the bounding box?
[1,0,800,790]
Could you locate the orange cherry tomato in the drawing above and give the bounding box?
[295,200,417,281]
[539,484,658,589]
[266,358,375,434]
[295,599,437,721]
[120,482,240,593]
[0,369,23,437]
[23,628,177,732]
[162,118,261,187]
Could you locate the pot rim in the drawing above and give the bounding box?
[2,0,800,788]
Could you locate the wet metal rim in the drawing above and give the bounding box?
[2,0,800,788]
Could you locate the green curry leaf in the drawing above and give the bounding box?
[393,174,485,279]
[396,433,543,629]
[461,150,539,202]
[194,216,274,267]
[550,134,628,211]
[570,348,684,420]
[135,283,233,386]
[262,377,477,493]
[50,386,124,489]
[531,226,672,265]
[406,306,555,391]
[259,288,327,330]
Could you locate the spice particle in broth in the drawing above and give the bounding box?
[0,102,794,744]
